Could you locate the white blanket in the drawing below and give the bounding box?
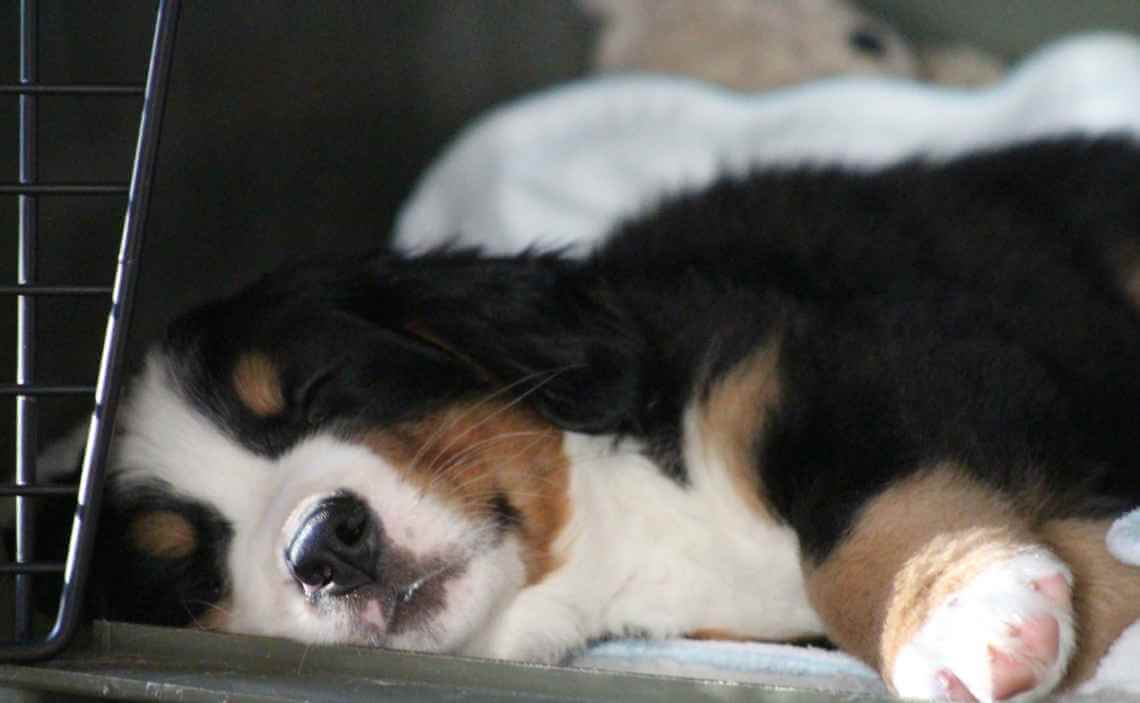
[394,33,1140,699]
[396,33,1140,257]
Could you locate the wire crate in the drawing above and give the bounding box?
[0,0,180,660]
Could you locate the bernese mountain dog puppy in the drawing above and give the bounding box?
[42,136,1140,702]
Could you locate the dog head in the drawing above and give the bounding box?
[73,250,641,651]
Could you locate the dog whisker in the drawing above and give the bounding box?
[416,366,575,484]
[418,430,555,499]
[405,366,573,483]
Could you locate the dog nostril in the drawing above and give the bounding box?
[335,511,367,547]
[295,562,334,591]
[285,493,381,596]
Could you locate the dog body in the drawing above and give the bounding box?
[74,137,1140,701]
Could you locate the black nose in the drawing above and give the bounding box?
[285,493,381,597]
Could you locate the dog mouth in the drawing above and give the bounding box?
[326,558,464,640]
[395,561,454,607]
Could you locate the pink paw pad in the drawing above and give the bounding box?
[891,553,1075,703]
[988,612,1060,700]
[1030,573,1071,607]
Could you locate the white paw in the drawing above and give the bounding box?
[891,550,1074,702]
[462,590,587,664]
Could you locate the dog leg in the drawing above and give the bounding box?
[805,467,1075,702]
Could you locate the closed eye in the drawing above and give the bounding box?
[294,365,338,425]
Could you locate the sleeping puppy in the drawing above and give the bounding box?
[54,136,1140,701]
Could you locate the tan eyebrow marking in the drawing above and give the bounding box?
[232,352,286,417]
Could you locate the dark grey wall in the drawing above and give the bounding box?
[860,0,1140,58]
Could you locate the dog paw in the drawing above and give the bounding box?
[462,590,585,664]
[890,550,1074,702]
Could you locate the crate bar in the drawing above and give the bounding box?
[0,84,143,96]
[15,0,40,643]
[0,183,129,195]
[0,485,76,497]
[0,385,96,396]
[4,0,182,662]
[0,285,111,296]
[6,621,885,703]
[0,563,64,575]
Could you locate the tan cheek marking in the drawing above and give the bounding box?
[1042,518,1140,686]
[130,510,198,559]
[806,466,1033,676]
[363,402,570,586]
[697,339,782,520]
[494,424,570,585]
[232,352,285,417]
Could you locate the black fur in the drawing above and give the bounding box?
[596,136,1140,560]
[183,135,1140,561]
[79,134,1140,625]
[164,250,643,454]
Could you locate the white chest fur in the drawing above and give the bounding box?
[464,422,824,662]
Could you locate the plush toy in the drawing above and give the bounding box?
[580,0,1005,90]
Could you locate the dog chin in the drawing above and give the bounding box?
[315,540,526,652]
[378,542,528,653]
[341,543,527,652]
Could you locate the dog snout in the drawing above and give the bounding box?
[285,493,381,597]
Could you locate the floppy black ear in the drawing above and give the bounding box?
[350,251,645,433]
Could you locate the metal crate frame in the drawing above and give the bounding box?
[0,0,181,660]
[0,620,887,702]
